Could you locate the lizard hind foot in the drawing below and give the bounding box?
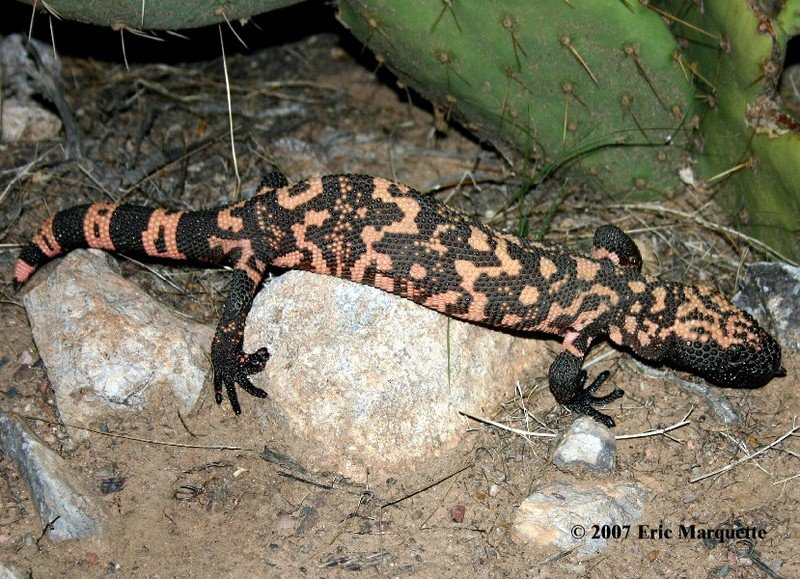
[592,224,642,271]
[213,348,271,415]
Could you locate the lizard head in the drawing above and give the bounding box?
[662,284,784,388]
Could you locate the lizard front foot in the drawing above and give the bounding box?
[564,370,624,428]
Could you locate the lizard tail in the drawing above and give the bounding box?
[14,203,195,289]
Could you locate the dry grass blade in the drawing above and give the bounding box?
[613,203,797,265]
[0,146,59,208]
[218,24,240,196]
[690,418,799,483]
[614,408,693,441]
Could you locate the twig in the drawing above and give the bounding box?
[0,146,59,207]
[116,254,194,298]
[583,347,618,369]
[459,410,557,438]
[690,419,799,483]
[278,471,334,490]
[462,408,692,441]
[614,408,693,441]
[382,462,474,508]
[15,412,249,451]
[120,131,224,191]
[773,472,800,485]
[26,42,83,160]
[628,359,740,425]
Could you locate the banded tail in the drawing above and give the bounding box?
[13,203,215,289]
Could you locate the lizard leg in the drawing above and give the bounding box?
[212,269,270,414]
[591,224,642,271]
[548,333,624,427]
[257,171,289,191]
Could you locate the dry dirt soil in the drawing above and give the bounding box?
[1,4,798,578]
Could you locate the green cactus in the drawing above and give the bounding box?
[339,0,696,195]
[15,0,303,30]
[16,0,798,257]
[658,0,800,260]
[778,0,800,36]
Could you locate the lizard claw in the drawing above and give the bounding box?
[565,370,624,427]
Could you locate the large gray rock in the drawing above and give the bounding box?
[23,250,213,425]
[23,249,551,479]
[0,409,107,541]
[733,262,800,352]
[245,270,549,479]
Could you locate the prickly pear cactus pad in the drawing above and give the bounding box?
[15,0,303,30]
[339,0,696,195]
[657,0,800,261]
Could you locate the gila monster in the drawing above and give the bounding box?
[14,173,785,427]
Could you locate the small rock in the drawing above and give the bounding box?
[244,270,549,480]
[100,478,125,494]
[0,563,24,579]
[82,551,100,566]
[512,481,650,555]
[2,101,62,142]
[0,409,107,541]
[712,564,731,576]
[273,514,295,538]
[450,504,466,523]
[552,416,616,473]
[733,262,800,351]
[0,563,25,579]
[22,250,213,426]
[0,35,63,143]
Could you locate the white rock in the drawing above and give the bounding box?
[1,101,62,143]
[0,562,25,579]
[23,250,213,425]
[552,416,616,473]
[245,270,549,479]
[513,481,650,555]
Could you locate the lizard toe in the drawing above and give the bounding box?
[243,347,270,374]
